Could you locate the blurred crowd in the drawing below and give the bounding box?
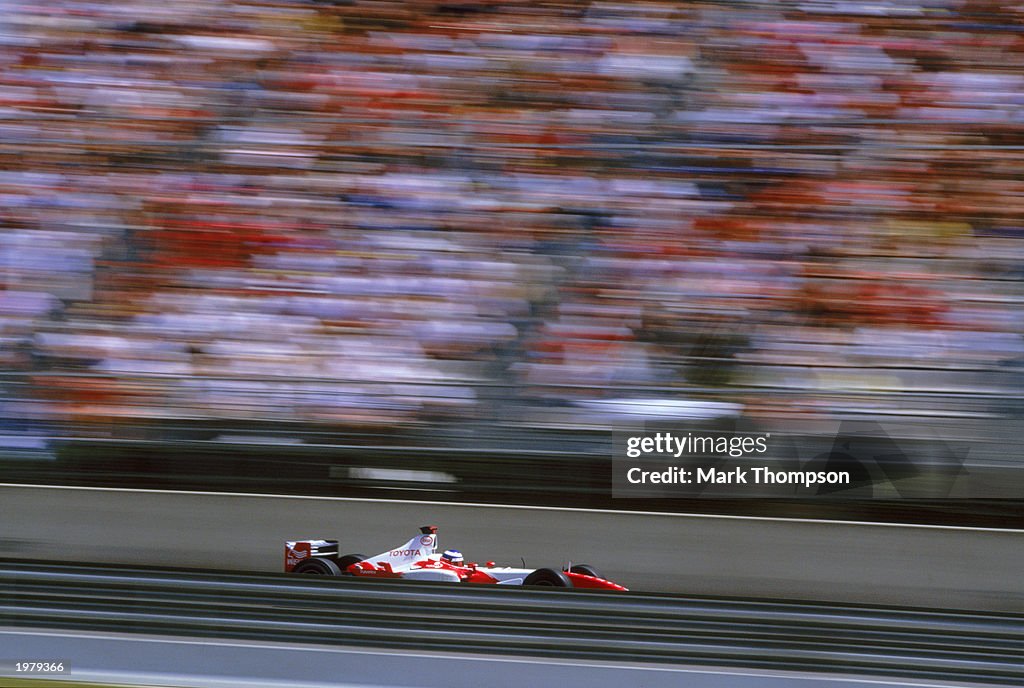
[0,0,1022,433]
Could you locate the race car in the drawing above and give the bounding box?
[284,525,627,590]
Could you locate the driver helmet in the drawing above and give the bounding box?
[440,549,464,566]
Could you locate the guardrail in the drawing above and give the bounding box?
[2,562,1022,685]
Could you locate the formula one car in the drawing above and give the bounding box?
[285,525,627,590]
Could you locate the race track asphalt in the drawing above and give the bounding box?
[1,483,1021,611]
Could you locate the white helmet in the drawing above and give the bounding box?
[441,549,464,566]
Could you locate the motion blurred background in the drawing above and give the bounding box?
[0,0,1022,519]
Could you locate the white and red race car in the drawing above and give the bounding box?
[285,525,627,591]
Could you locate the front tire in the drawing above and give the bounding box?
[293,558,342,575]
[524,568,573,588]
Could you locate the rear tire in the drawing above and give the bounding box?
[336,553,367,574]
[293,558,342,575]
[569,564,601,578]
[524,568,573,588]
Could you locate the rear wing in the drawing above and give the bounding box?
[284,539,338,573]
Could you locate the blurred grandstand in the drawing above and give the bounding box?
[0,0,1022,514]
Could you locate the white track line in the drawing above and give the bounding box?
[0,629,985,688]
